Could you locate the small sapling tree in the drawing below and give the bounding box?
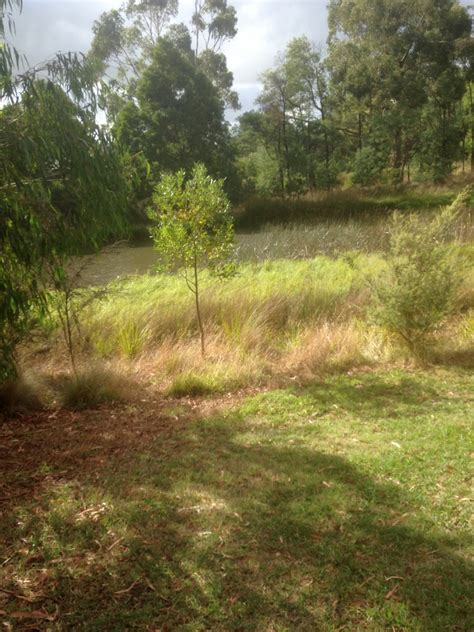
[148,163,236,355]
[371,187,471,356]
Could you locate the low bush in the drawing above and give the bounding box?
[371,188,471,355]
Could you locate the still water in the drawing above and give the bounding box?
[75,244,159,286]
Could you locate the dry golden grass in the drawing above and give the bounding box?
[14,310,474,405]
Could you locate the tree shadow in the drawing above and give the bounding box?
[0,375,472,630]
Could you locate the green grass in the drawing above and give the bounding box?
[0,368,472,630]
[82,255,382,353]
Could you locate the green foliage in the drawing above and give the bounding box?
[115,38,238,202]
[352,146,386,186]
[327,0,471,183]
[371,187,470,352]
[149,163,236,278]
[0,4,128,384]
[235,1,473,195]
[89,0,239,114]
[148,163,236,354]
[0,85,127,382]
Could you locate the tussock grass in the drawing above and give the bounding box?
[58,367,136,410]
[22,248,473,398]
[0,375,44,414]
[283,321,383,379]
[146,334,269,396]
[85,256,380,350]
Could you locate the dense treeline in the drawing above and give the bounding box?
[86,0,474,205]
[237,0,474,196]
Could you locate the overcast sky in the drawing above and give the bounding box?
[11,0,329,116]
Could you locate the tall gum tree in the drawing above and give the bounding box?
[114,37,238,198]
[89,0,240,114]
[327,0,472,182]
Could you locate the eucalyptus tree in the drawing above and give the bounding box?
[244,37,336,196]
[0,0,128,384]
[192,0,237,54]
[455,29,474,172]
[115,37,238,199]
[191,0,239,108]
[327,0,472,182]
[89,0,178,81]
[283,36,338,189]
[89,0,239,112]
[256,66,293,194]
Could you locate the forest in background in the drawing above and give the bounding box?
[85,0,474,203]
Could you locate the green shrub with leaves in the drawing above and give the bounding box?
[371,187,471,354]
[352,146,386,186]
[148,163,236,355]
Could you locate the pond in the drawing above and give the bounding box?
[73,220,393,286]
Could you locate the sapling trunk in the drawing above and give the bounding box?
[193,253,205,357]
[57,290,77,376]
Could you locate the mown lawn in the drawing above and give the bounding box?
[0,368,473,630]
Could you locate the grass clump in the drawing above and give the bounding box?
[59,367,134,410]
[0,375,43,415]
[167,371,220,397]
[283,322,378,379]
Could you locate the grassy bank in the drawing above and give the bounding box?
[235,183,472,230]
[0,368,472,629]
[16,249,472,408]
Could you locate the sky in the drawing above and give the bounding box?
[10,0,329,116]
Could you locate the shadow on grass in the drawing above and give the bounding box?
[0,373,472,630]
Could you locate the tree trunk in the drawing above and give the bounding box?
[64,294,77,375]
[193,254,205,357]
[469,83,474,173]
[392,123,404,183]
[276,127,285,197]
[281,103,291,192]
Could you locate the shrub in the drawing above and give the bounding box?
[352,146,386,186]
[371,187,470,354]
[148,163,236,356]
